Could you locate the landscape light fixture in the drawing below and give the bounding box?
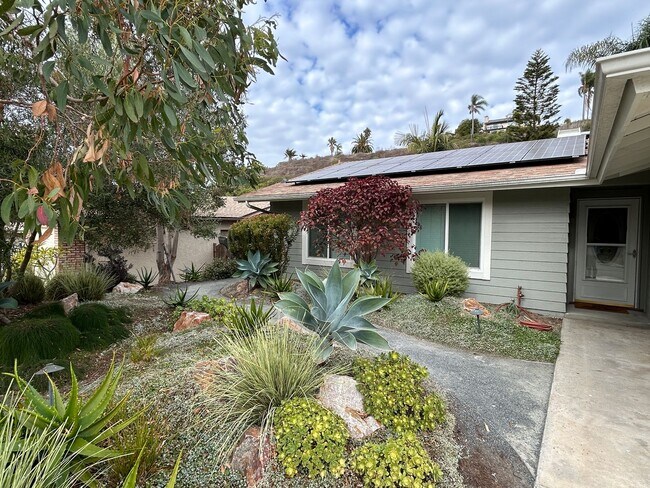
[470,308,483,334]
[33,363,65,406]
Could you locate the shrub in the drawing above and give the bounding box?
[180,262,204,282]
[130,334,161,363]
[412,251,469,297]
[202,258,237,280]
[21,301,66,319]
[0,317,80,365]
[173,295,237,323]
[224,299,272,336]
[68,303,131,350]
[420,280,449,302]
[5,360,142,485]
[350,433,443,487]
[274,398,349,479]
[46,267,114,301]
[234,250,279,289]
[353,352,446,433]
[198,326,331,463]
[9,273,45,304]
[228,213,297,273]
[10,244,59,281]
[95,246,131,286]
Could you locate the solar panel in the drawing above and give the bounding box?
[288,134,587,183]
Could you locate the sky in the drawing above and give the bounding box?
[242,1,648,167]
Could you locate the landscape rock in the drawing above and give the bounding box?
[193,357,237,390]
[278,316,316,336]
[463,298,491,317]
[230,426,275,487]
[316,374,382,440]
[112,282,143,294]
[61,293,79,315]
[173,311,211,332]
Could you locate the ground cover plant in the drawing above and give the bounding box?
[371,295,561,362]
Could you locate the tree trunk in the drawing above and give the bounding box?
[470,112,475,142]
[156,224,172,284]
[17,230,38,278]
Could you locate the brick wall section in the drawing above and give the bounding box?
[58,238,86,270]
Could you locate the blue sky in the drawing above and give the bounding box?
[243,1,648,167]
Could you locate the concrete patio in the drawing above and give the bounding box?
[535,312,650,488]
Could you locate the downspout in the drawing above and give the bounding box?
[245,201,271,214]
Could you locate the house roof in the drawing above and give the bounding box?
[196,196,270,219]
[237,158,588,201]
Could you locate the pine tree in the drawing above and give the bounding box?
[509,49,561,141]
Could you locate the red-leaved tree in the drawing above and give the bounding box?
[299,176,421,264]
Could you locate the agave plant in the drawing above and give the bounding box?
[5,360,142,486]
[357,260,380,287]
[163,286,199,308]
[234,251,279,290]
[275,261,390,360]
[134,267,158,290]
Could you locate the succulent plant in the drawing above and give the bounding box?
[134,267,158,290]
[234,250,279,290]
[357,260,380,287]
[275,261,390,360]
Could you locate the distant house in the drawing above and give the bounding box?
[120,197,270,277]
[483,114,515,132]
[238,48,650,318]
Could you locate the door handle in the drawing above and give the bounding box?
[628,249,637,258]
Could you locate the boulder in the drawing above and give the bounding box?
[462,298,491,317]
[61,293,79,315]
[193,357,237,390]
[230,426,275,487]
[278,316,316,336]
[316,374,382,440]
[173,311,211,332]
[112,282,143,294]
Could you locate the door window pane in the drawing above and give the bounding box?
[417,204,445,253]
[587,208,627,244]
[585,245,626,282]
[308,228,329,258]
[448,203,481,268]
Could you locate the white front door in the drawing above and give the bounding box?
[575,198,640,307]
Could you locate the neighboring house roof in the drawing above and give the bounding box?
[195,196,270,219]
[237,158,588,201]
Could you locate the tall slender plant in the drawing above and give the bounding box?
[468,94,488,142]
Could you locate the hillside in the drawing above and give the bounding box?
[263,148,409,181]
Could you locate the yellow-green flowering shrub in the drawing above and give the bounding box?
[274,398,349,479]
[353,351,446,433]
[351,433,443,487]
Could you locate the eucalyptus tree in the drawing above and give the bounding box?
[467,94,487,142]
[0,0,280,246]
[395,109,453,154]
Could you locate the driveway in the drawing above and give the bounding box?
[535,313,650,488]
[382,328,554,488]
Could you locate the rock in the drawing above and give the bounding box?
[230,426,275,487]
[173,311,212,332]
[316,374,382,440]
[61,293,79,315]
[193,357,237,390]
[463,298,491,317]
[278,316,316,336]
[112,282,143,294]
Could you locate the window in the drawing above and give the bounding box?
[409,193,492,280]
[302,226,351,266]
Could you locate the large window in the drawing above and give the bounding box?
[303,227,350,265]
[411,193,492,280]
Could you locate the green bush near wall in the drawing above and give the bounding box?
[228,214,297,273]
[412,251,469,297]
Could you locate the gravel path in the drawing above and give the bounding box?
[381,327,554,487]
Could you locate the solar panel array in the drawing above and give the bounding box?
[289,134,587,183]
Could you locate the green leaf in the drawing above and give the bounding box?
[177,25,192,47]
[0,11,23,36]
[163,103,178,128]
[172,60,197,89]
[1,195,13,223]
[17,197,30,218]
[17,25,42,36]
[180,45,207,75]
[91,76,111,97]
[121,450,144,488]
[54,80,69,112]
[193,41,216,70]
[140,10,164,24]
[166,451,183,487]
[351,329,390,350]
[42,60,55,81]
[69,437,120,459]
[123,96,138,123]
[0,0,16,16]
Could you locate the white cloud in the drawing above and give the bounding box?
[243,0,649,166]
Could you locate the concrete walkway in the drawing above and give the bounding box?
[535,314,650,488]
[382,328,554,486]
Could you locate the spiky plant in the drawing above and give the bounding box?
[234,250,279,290]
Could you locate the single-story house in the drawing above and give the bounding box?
[237,48,650,317]
[120,197,270,277]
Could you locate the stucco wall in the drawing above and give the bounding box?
[270,187,571,315]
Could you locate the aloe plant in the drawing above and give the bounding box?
[5,360,142,487]
[234,251,279,290]
[134,267,158,290]
[275,261,390,360]
[357,260,380,287]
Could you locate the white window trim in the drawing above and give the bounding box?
[406,191,493,281]
[300,201,354,268]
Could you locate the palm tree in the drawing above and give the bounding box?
[335,143,343,155]
[284,148,296,161]
[351,128,373,154]
[300,153,307,159]
[468,94,487,143]
[578,70,596,120]
[395,109,453,154]
[327,137,337,156]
